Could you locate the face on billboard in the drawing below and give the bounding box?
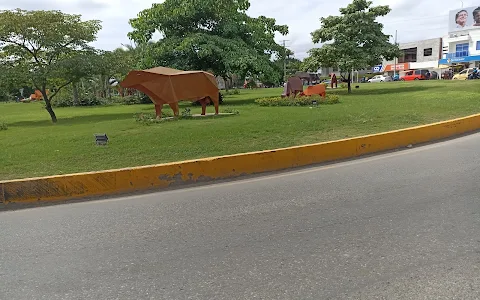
[450,6,480,32]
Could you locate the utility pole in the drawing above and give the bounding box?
[281,40,290,81]
[394,30,398,77]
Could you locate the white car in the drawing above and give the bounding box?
[368,75,392,83]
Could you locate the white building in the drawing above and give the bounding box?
[382,38,442,75]
[319,38,442,78]
[439,5,480,68]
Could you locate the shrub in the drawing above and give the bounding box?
[0,121,8,131]
[110,94,151,105]
[325,93,340,104]
[52,93,107,107]
[245,80,257,89]
[121,95,140,105]
[255,94,340,107]
[181,107,192,117]
[223,89,240,95]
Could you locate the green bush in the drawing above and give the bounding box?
[255,94,340,107]
[121,95,139,105]
[52,92,152,107]
[324,94,340,104]
[245,80,257,89]
[0,121,8,131]
[223,89,240,95]
[111,94,152,105]
[52,93,107,107]
[181,107,192,117]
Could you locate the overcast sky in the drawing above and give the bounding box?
[0,0,473,59]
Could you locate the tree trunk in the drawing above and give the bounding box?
[72,81,79,106]
[45,100,57,123]
[347,72,352,94]
[43,92,57,123]
[38,86,58,123]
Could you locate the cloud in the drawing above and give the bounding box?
[0,0,464,59]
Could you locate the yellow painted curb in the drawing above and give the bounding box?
[1,113,480,204]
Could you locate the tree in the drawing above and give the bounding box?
[0,9,101,122]
[61,50,104,104]
[128,0,288,86]
[274,48,302,81]
[0,57,28,101]
[303,0,399,93]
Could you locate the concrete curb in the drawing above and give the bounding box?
[2,113,480,204]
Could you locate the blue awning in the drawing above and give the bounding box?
[439,55,480,64]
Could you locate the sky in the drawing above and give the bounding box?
[0,0,474,59]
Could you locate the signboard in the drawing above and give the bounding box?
[372,65,383,73]
[439,54,480,64]
[383,63,409,72]
[449,6,480,32]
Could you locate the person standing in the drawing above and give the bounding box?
[330,73,337,89]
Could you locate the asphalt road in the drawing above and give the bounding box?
[1,134,480,299]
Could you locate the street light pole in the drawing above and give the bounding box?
[461,1,464,8]
[282,40,290,81]
[394,30,398,77]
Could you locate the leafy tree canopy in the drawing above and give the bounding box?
[0,9,101,122]
[302,0,399,92]
[276,48,303,78]
[128,0,288,82]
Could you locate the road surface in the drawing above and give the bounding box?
[1,133,480,299]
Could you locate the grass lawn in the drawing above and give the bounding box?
[1,80,479,180]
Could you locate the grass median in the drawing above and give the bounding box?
[1,80,479,180]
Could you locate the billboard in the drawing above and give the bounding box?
[449,6,480,32]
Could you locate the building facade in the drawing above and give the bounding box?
[318,38,442,79]
[439,6,480,69]
[382,38,442,75]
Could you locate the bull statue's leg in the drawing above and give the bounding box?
[198,98,209,115]
[212,97,219,115]
[154,104,163,120]
[169,103,179,117]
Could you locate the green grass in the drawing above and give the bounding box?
[1,80,480,180]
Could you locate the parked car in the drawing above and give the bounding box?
[429,71,439,80]
[368,75,392,83]
[400,69,430,81]
[452,68,474,80]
